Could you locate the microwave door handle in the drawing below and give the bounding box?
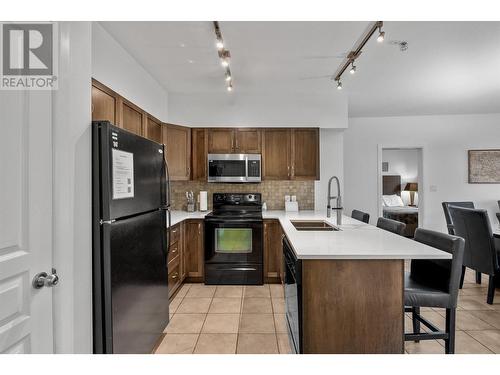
[245,155,248,181]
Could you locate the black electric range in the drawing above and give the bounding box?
[204,193,263,285]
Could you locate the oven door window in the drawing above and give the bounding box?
[215,228,252,253]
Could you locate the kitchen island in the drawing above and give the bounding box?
[263,211,451,354]
[167,209,450,354]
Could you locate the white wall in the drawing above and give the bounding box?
[92,22,168,121]
[315,129,344,211]
[168,92,348,128]
[344,113,500,231]
[382,148,420,205]
[52,22,93,353]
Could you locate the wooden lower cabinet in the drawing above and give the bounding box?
[300,259,404,353]
[167,223,182,298]
[184,219,204,282]
[263,219,283,283]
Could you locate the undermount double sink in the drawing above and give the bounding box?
[290,220,341,231]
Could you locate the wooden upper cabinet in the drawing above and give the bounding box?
[235,128,261,153]
[191,128,208,181]
[121,100,144,136]
[163,124,191,181]
[208,129,234,153]
[291,128,319,180]
[91,82,117,123]
[262,129,291,180]
[145,115,162,143]
[207,128,262,154]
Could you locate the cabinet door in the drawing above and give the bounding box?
[291,128,319,180]
[235,129,261,153]
[121,100,144,136]
[191,128,208,181]
[262,129,291,180]
[184,220,204,280]
[264,220,283,283]
[179,222,187,281]
[91,84,117,123]
[208,129,234,153]
[163,124,191,181]
[145,115,162,143]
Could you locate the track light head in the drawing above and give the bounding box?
[225,74,232,82]
[221,58,229,67]
[377,28,385,43]
[216,40,224,50]
[336,81,342,90]
[349,63,356,74]
[227,84,233,92]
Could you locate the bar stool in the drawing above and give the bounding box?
[376,217,406,236]
[404,228,465,354]
[351,209,370,224]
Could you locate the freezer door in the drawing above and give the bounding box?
[93,121,167,221]
[100,210,169,354]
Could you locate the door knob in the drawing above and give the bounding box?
[32,268,59,289]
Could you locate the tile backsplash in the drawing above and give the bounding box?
[170,181,314,211]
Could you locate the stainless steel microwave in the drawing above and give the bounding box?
[208,154,261,183]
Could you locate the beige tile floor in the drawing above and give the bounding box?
[155,283,291,354]
[155,269,500,354]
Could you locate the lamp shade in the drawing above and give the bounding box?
[404,182,418,192]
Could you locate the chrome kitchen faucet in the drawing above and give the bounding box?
[326,176,343,225]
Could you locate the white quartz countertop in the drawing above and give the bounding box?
[263,210,452,260]
[168,209,452,260]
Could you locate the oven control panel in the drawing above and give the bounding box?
[213,193,261,205]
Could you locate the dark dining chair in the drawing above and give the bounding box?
[351,209,370,224]
[404,228,465,354]
[442,201,475,235]
[448,206,500,304]
[376,217,406,236]
[442,201,481,285]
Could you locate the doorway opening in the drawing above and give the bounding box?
[378,147,423,238]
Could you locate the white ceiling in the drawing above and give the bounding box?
[100,21,500,117]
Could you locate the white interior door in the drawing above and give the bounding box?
[0,90,54,353]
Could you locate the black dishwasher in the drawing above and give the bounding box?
[283,236,302,354]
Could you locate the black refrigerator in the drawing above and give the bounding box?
[92,121,171,354]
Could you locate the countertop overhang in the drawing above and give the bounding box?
[168,210,452,261]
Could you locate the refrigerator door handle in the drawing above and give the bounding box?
[163,146,172,208]
[166,209,171,256]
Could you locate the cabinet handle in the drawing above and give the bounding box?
[172,273,178,280]
[287,165,290,177]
